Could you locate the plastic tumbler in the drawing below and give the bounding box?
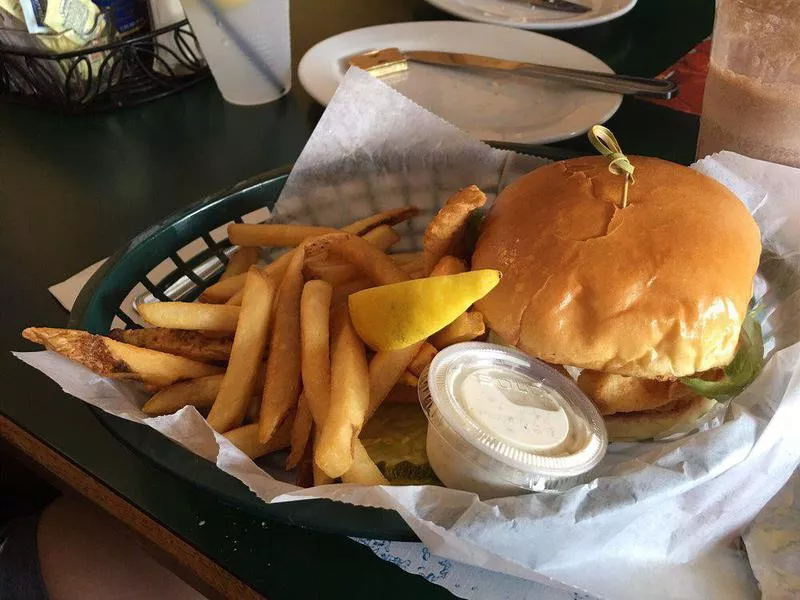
[180,0,291,105]
[697,0,800,166]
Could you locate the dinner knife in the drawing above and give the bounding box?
[350,49,677,99]
[527,0,591,14]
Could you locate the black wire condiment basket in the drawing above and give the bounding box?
[0,18,209,113]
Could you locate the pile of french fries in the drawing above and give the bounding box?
[23,186,489,488]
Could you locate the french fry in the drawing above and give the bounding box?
[286,394,313,470]
[408,343,437,377]
[424,185,487,274]
[398,252,426,280]
[316,307,370,478]
[205,249,293,305]
[300,282,381,482]
[430,255,467,277]
[390,252,424,266]
[259,248,305,443]
[312,429,334,486]
[225,289,244,307]
[341,206,419,235]
[304,227,402,285]
[399,371,419,387]
[209,224,399,305]
[359,225,401,252]
[242,367,270,424]
[340,443,389,486]
[305,255,419,287]
[263,249,296,281]
[300,281,333,424]
[303,224,400,263]
[228,223,337,248]
[301,281,336,484]
[223,416,293,460]
[250,367,271,409]
[142,374,223,416]
[207,268,276,433]
[308,251,420,270]
[325,233,409,286]
[203,207,411,304]
[22,328,222,386]
[138,302,239,332]
[199,274,247,303]
[366,343,423,419]
[303,262,362,287]
[429,311,486,349]
[108,328,233,363]
[225,248,298,310]
[221,247,259,280]
[331,278,373,305]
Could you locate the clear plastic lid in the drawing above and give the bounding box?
[419,342,608,494]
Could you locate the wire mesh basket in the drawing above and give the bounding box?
[0,18,209,113]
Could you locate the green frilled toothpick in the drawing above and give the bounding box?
[588,125,635,208]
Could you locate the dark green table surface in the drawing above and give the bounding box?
[0,0,713,597]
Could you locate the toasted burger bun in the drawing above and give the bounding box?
[472,156,761,379]
[603,394,717,442]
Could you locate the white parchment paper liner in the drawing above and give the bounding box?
[15,69,800,599]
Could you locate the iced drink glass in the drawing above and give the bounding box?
[697,0,800,166]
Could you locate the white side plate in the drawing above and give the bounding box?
[298,21,622,144]
[425,0,637,31]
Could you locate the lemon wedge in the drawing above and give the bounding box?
[348,270,501,350]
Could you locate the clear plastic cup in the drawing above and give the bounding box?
[697,0,800,166]
[181,0,291,106]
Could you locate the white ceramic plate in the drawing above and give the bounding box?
[425,0,637,31]
[298,21,622,144]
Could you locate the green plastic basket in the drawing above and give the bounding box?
[68,144,580,540]
[69,165,417,540]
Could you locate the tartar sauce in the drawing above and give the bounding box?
[458,366,571,452]
[419,342,608,498]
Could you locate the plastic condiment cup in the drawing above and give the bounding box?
[419,342,608,498]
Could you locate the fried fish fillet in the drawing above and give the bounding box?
[577,370,683,416]
[109,328,233,363]
[423,185,487,274]
[23,327,222,386]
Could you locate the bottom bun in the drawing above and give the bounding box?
[604,395,718,442]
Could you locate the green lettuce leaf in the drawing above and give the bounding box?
[680,309,764,399]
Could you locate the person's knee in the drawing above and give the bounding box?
[38,496,206,600]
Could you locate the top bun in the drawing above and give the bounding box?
[472,156,761,379]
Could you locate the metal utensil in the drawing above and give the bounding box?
[350,48,677,99]
[527,0,591,14]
